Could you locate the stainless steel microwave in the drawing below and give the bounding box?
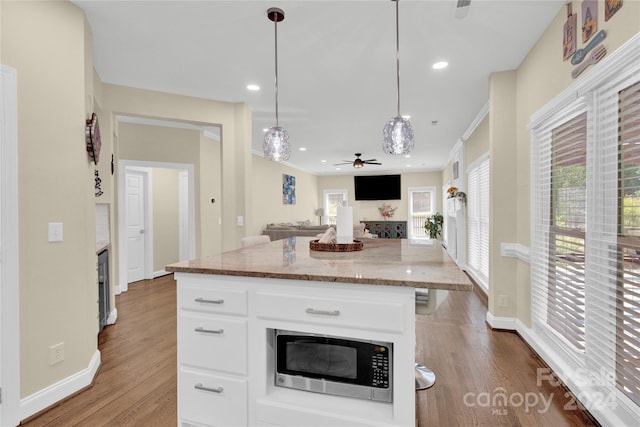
[274,330,393,402]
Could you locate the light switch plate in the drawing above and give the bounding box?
[48,222,63,242]
[237,216,244,226]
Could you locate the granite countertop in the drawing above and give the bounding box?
[166,237,472,291]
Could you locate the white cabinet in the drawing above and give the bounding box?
[176,273,415,427]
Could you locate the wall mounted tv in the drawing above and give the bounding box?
[354,174,401,201]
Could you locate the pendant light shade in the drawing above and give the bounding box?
[382,0,414,155]
[264,7,291,161]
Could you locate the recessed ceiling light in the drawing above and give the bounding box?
[263,128,269,132]
[336,167,341,171]
[401,115,411,120]
[246,84,260,91]
[404,154,411,158]
[432,61,448,70]
[299,147,307,151]
[406,165,412,168]
[321,160,327,163]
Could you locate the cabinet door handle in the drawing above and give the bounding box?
[194,297,224,304]
[194,383,223,393]
[195,326,224,334]
[306,308,340,316]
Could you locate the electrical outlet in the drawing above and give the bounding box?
[50,342,64,366]
[498,295,508,307]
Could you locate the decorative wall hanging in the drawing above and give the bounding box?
[95,170,103,197]
[85,112,101,164]
[562,3,577,61]
[571,29,606,65]
[581,0,597,42]
[605,0,623,22]
[282,174,296,204]
[571,45,606,79]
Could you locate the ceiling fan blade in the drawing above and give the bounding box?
[362,159,377,162]
[365,162,382,165]
[332,161,351,166]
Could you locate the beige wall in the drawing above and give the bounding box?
[250,156,320,235]
[102,83,252,257]
[468,1,640,324]
[317,171,442,223]
[488,71,518,317]
[2,0,99,397]
[200,134,223,256]
[464,116,489,167]
[152,168,180,271]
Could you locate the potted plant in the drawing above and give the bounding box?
[424,212,444,239]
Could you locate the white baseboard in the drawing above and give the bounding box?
[107,308,118,325]
[153,269,171,278]
[20,350,101,422]
[485,311,517,330]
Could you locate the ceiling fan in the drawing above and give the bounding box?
[333,153,382,169]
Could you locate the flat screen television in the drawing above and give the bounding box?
[354,174,401,201]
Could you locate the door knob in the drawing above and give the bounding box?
[139,229,145,234]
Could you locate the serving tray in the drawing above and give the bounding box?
[309,239,364,252]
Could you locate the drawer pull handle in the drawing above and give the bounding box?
[195,297,224,304]
[306,308,340,316]
[194,383,223,393]
[195,326,224,334]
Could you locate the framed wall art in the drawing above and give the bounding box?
[283,174,296,205]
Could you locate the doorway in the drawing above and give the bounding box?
[118,160,195,293]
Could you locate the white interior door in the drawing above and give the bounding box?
[126,171,146,283]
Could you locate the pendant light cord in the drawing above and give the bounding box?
[274,16,280,127]
[395,0,401,117]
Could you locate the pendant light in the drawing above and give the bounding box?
[263,7,291,161]
[382,0,414,155]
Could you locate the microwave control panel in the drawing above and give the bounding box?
[371,348,390,388]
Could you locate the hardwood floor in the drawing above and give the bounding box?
[22,274,598,426]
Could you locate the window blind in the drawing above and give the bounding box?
[531,61,640,416]
[548,112,587,352]
[615,80,640,406]
[467,156,489,288]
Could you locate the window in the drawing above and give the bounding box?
[407,187,435,239]
[530,42,640,420]
[467,155,490,290]
[616,80,640,407]
[323,189,347,225]
[548,112,587,351]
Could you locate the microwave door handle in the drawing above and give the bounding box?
[306,308,340,316]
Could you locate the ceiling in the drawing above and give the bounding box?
[74,0,564,175]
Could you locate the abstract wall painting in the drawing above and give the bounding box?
[283,174,296,205]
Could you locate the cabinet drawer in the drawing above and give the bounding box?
[180,284,247,316]
[255,292,405,333]
[179,368,247,427]
[179,313,247,375]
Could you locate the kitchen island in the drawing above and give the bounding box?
[166,236,472,427]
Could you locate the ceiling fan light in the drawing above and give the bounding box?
[382,116,414,155]
[263,126,291,161]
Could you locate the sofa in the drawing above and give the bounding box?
[262,221,365,241]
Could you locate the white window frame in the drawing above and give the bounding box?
[407,186,435,239]
[466,154,489,292]
[529,33,640,426]
[323,189,347,225]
